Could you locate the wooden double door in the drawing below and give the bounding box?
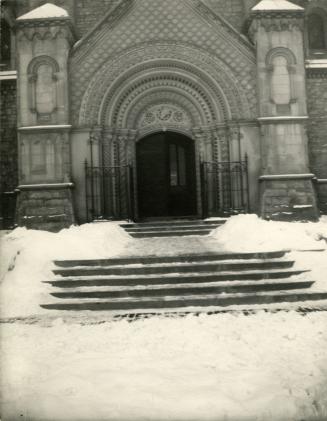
[136,132,197,218]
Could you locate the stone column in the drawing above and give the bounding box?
[250,1,319,221]
[192,128,206,217]
[15,5,75,231]
[126,130,138,219]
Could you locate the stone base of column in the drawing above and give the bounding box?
[259,174,319,221]
[16,183,75,232]
[316,180,327,214]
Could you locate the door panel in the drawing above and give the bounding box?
[137,132,196,218]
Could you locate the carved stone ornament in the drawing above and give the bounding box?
[139,104,191,128]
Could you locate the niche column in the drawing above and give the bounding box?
[15,4,75,231]
[250,0,319,220]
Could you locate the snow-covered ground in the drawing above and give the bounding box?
[1,215,327,420]
[1,312,327,421]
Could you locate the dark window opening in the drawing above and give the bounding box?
[0,19,11,66]
[308,13,326,50]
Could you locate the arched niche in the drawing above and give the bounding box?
[27,55,59,123]
[265,47,297,115]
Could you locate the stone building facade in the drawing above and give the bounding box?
[0,0,326,230]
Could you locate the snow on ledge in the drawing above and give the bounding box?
[18,125,72,131]
[252,0,303,12]
[259,173,314,181]
[17,3,69,21]
[305,59,327,69]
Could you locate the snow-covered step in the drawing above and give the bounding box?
[120,219,226,228]
[46,269,309,288]
[53,250,288,268]
[40,289,327,311]
[120,218,226,238]
[53,259,294,277]
[50,279,314,299]
[128,229,213,238]
[42,247,325,314]
[124,224,221,232]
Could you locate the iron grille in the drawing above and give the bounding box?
[201,157,249,218]
[85,161,134,222]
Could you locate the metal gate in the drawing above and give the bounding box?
[200,157,249,218]
[85,161,135,222]
[0,191,17,229]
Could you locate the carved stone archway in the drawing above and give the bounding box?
[77,42,253,126]
[81,43,250,218]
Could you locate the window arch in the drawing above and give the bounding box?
[308,12,326,50]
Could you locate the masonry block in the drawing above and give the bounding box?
[260,178,319,221]
[16,186,75,231]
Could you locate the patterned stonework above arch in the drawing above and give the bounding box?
[76,43,255,128]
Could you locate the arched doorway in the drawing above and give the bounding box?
[136,132,197,218]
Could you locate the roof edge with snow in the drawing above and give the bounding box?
[252,0,304,13]
[17,3,70,22]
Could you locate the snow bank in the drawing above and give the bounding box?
[1,311,327,421]
[0,222,131,317]
[210,214,327,252]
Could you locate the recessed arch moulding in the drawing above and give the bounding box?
[71,43,260,221]
[76,43,255,159]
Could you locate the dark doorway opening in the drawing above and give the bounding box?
[136,132,197,218]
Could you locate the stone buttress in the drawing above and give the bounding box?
[250,0,319,221]
[15,4,75,231]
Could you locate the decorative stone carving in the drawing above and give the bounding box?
[139,104,191,129]
[250,15,304,36]
[16,21,74,44]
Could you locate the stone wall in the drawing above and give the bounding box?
[16,0,253,39]
[260,177,319,221]
[202,0,245,32]
[0,80,18,228]
[74,0,120,39]
[16,186,75,231]
[306,72,327,212]
[0,80,18,192]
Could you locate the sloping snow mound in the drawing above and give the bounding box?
[0,222,131,318]
[211,214,327,252]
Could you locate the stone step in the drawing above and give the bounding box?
[128,229,213,237]
[40,289,327,311]
[53,259,294,277]
[53,250,288,268]
[124,224,221,233]
[50,279,314,299]
[46,269,308,288]
[120,219,226,228]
